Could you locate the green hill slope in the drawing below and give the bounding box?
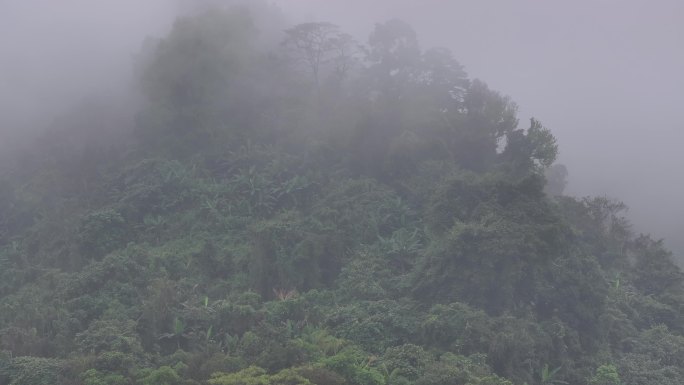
[1,6,683,385]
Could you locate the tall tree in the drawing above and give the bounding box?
[500,117,558,175]
[283,22,357,89]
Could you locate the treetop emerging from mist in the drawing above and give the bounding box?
[134,6,557,178]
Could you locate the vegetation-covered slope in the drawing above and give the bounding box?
[1,5,683,385]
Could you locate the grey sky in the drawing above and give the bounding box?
[0,0,176,137]
[1,0,683,255]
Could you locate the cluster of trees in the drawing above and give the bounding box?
[1,3,683,385]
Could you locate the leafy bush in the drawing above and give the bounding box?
[79,209,126,258]
[0,355,66,385]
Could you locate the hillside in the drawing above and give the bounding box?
[1,6,683,385]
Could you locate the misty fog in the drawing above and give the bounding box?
[2,0,683,257]
[3,2,684,384]
[270,0,684,258]
[0,1,176,145]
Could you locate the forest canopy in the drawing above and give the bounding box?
[1,4,683,385]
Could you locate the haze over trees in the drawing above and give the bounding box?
[1,3,683,385]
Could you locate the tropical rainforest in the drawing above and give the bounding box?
[1,4,683,385]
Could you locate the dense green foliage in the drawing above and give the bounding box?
[1,4,683,385]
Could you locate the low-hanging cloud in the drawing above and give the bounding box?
[1,0,683,258]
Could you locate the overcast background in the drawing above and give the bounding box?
[1,0,683,257]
